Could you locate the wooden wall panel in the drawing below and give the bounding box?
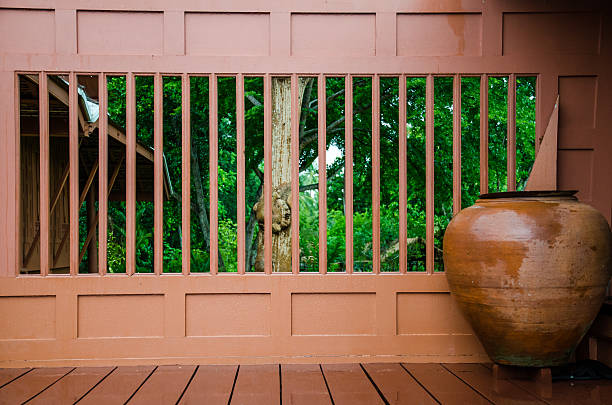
[559,76,597,130]
[0,9,55,54]
[185,13,270,56]
[290,13,376,56]
[185,293,271,336]
[558,150,594,202]
[502,12,601,56]
[0,296,55,339]
[77,295,164,338]
[292,293,376,336]
[77,11,163,55]
[0,0,610,367]
[397,293,472,336]
[558,76,598,150]
[396,13,482,56]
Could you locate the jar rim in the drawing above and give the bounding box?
[479,190,577,199]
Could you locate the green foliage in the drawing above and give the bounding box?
[97,74,535,273]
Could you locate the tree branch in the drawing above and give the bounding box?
[253,166,264,182]
[298,162,343,192]
[309,87,345,109]
[299,92,395,152]
[299,79,314,145]
[246,93,262,107]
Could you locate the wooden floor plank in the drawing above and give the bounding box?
[127,365,196,405]
[281,364,332,405]
[179,365,237,405]
[362,363,438,404]
[0,369,30,388]
[511,376,612,405]
[402,363,490,405]
[28,367,114,405]
[230,364,280,405]
[443,363,545,404]
[321,363,384,405]
[77,365,155,405]
[0,367,72,405]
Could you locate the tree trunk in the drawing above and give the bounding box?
[254,77,309,272]
[191,147,225,272]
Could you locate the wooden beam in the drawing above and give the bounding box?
[53,225,69,267]
[87,120,154,162]
[24,139,83,268]
[50,163,69,215]
[78,155,124,267]
[79,160,99,207]
[24,74,87,134]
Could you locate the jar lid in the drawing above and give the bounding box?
[479,190,578,199]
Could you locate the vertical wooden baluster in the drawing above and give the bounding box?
[398,75,407,274]
[264,74,272,274]
[15,73,21,276]
[98,74,108,275]
[39,72,49,277]
[236,74,246,275]
[318,75,327,275]
[291,74,300,274]
[425,74,434,275]
[126,73,136,275]
[480,74,489,195]
[182,74,191,276]
[209,74,219,275]
[69,72,78,275]
[345,75,353,274]
[372,75,381,274]
[535,74,541,154]
[154,73,163,275]
[507,74,517,192]
[453,74,462,215]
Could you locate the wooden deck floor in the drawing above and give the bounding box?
[0,363,611,404]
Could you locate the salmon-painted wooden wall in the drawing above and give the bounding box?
[0,0,610,367]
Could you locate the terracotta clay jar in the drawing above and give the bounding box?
[443,191,612,367]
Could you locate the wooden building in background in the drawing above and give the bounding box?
[19,75,168,273]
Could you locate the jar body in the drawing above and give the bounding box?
[443,192,611,366]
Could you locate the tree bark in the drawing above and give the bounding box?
[254,77,309,272]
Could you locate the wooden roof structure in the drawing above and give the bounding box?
[19,74,171,202]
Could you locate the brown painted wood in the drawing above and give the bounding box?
[443,363,545,404]
[128,365,195,405]
[179,365,237,405]
[281,364,332,405]
[230,364,279,405]
[2,0,612,368]
[0,369,29,388]
[402,363,490,404]
[77,365,155,405]
[0,367,72,405]
[425,74,434,274]
[492,364,552,385]
[28,366,113,404]
[344,75,353,274]
[321,363,384,405]
[1,364,612,404]
[362,363,437,404]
